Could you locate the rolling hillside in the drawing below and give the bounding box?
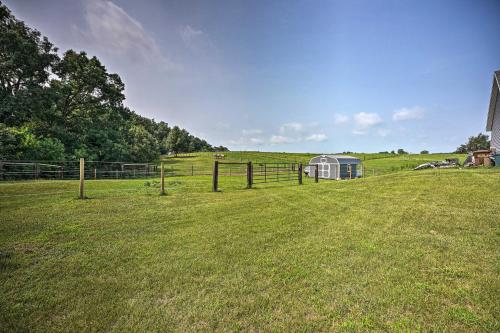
[161,151,466,177]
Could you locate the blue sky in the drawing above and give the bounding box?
[6,0,500,153]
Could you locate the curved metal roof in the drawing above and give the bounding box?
[310,155,361,164]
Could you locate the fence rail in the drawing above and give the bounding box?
[0,160,161,181]
[252,163,300,184]
[211,162,318,191]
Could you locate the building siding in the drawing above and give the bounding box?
[492,92,500,151]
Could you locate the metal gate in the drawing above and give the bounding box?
[252,163,299,184]
[212,161,318,192]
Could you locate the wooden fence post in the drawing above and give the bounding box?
[94,168,97,180]
[250,162,253,186]
[298,163,303,185]
[79,158,85,199]
[35,163,40,180]
[247,162,252,189]
[160,162,165,195]
[212,161,219,192]
[191,164,194,176]
[314,164,319,183]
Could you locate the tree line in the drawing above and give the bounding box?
[0,3,227,162]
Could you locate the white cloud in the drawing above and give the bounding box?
[179,25,214,53]
[352,129,367,136]
[393,106,425,121]
[377,128,391,137]
[76,0,176,70]
[270,122,328,144]
[334,114,349,125]
[279,122,304,134]
[242,129,263,135]
[228,137,264,146]
[249,138,264,145]
[354,112,383,129]
[305,134,328,142]
[180,25,203,44]
[270,135,296,144]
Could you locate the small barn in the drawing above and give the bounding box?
[306,155,362,180]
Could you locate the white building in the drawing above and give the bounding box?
[486,70,500,152]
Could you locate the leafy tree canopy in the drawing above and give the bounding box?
[0,2,227,161]
[455,133,490,153]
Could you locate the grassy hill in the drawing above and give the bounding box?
[162,151,466,177]
[1,167,498,332]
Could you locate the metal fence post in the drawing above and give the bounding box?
[298,163,303,185]
[315,164,319,183]
[79,158,85,199]
[160,162,165,195]
[212,161,219,192]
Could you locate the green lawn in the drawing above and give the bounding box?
[161,151,466,177]
[1,168,499,332]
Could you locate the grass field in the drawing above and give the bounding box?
[161,151,466,178]
[1,162,499,332]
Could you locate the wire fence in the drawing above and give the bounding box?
[0,159,303,181]
[0,160,161,181]
[1,157,428,183]
[0,156,435,202]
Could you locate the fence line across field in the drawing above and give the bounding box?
[0,157,393,199]
[2,159,393,181]
[0,160,162,181]
[211,161,321,192]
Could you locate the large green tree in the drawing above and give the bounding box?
[165,126,182,155]
[455,133,490,153]
[0,4,59,126]
[0,2,225,162]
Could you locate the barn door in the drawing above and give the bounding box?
[319,162,330,178]
[324,163,330,178]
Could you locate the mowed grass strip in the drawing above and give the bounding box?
[0,169,499,332]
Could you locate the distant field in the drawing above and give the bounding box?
[162,151,466,177]
[1,167,498,332]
